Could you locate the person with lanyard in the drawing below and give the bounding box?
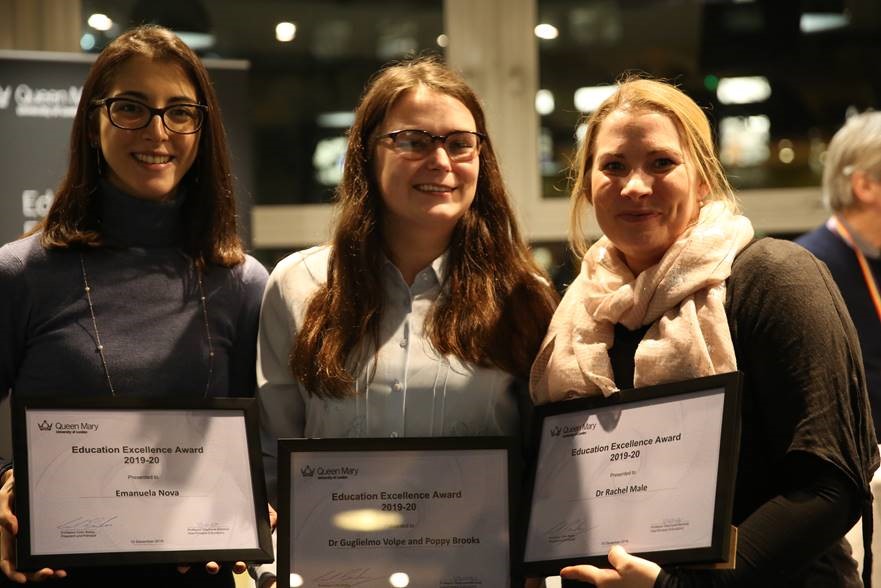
[530,77,878,587]
[0,25,268,586]
[253,56,559,587]
[797,111,881,440]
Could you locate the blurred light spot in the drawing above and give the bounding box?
[534,24,559,39]
[436,33,448,48]
[317,111,355,128]
[716,76,771,105]
[719,115,770,167]
[389,572,410,587]
[333,509,403,532]
[800,13,849,34]
[535,89,555,116]
[80,33,96,51]
[703,74,719,92]
[778,147,794,164]
[574,85,616,113]
[276,22,297,42]
[87,13,112,31]
[290,573,304,587]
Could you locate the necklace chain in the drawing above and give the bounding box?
[79,253,214,397]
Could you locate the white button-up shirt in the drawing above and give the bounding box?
[257,246,519,496]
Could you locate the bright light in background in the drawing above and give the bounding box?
[719,115,770,167]
[289,573,304,587]
[80,33,96,51]
[333,509,403,531]
[436,34,448,48]
[574,85,616,113]
[534,24,559,40]
[778,139,794,164]
[276,22,297,42]
[575,123,588,144]
[389,572,410,587]
[177,32,215,50]
[317,111,356,128]
[87,13,113,31]
[716,76,771,105]
[800,13,849,34]
[535,89,555,116]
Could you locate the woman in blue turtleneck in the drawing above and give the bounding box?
[0,26,267,587]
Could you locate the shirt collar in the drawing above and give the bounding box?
[382,250,450,291]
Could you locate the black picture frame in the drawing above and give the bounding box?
[277,436,520,588]
[522,372,742,577]
[11,396,273,570]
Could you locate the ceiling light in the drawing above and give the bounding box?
[276,21,296,42]
[534,24,559,40]
[716,76,771,105]
[574,85,616,113]
[87,13,113,31]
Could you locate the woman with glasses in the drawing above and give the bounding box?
[0,25,267,586]
[253,57,558,587]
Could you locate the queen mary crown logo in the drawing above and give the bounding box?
[301,465,315,477]
[550,425,562,437]
[38,420,52,432]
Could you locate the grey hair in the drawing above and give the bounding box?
[823,111,881,211]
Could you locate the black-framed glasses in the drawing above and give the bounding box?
[377,129,486,161]
[92,97,207,134]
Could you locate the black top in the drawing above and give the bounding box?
[797,224,881,438]
[564,238,878,588]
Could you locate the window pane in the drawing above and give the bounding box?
[537,0,881,198]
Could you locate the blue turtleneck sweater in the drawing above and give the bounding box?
[0,179,268,452]
[0,182,268,586]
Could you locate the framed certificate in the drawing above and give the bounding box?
[278,437,518,588]
[11,396,274,569]
[522,372,742,577]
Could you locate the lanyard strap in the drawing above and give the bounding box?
[832,216,881,325]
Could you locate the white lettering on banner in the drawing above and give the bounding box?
[22,189,55,233]
[0,85,11,109]
[13,83,82,118]
[22,189,55,217]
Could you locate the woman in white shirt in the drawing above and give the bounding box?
[254,57,558,587]
[257,57,558,497]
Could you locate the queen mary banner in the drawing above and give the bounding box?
[0,49,254,247]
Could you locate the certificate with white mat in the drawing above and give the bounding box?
[11,397,273,569]
[522,372,742,577]
[278,437,518,588]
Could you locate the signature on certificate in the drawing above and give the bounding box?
[544,517,589,539]
[57,516,118,529]
[314,568,383,587]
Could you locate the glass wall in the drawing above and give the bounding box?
[536,0,881,201]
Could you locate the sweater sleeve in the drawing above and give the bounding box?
[660,238,876,586]
[226,255,269,398]
[726,239,877,495]
[654,452,861,588]
[0,242,30,470]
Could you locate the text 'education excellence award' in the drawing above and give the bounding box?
[522,372,742,577]
[278,437,517,588]
[11,397,273,569]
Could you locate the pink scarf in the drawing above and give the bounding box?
[530,202,755,404]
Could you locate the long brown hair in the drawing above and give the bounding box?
[36,24,244,267]
[292,57,558,398]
